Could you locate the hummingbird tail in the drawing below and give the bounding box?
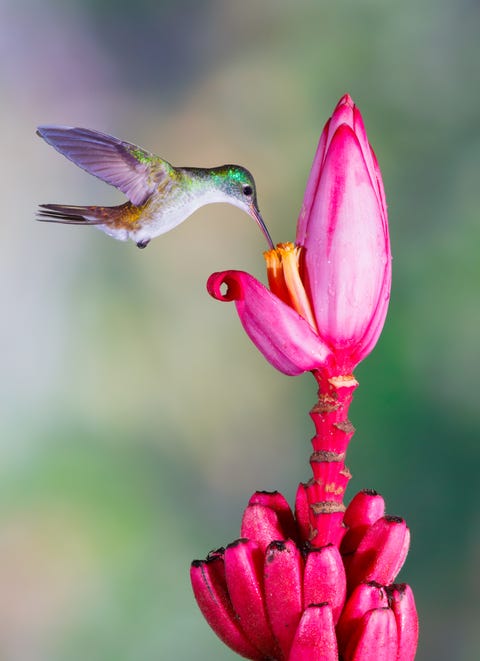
[37,203,116,226]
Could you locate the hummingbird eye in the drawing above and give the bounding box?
[242,184,253,197]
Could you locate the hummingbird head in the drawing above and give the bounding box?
[214,165,274,249]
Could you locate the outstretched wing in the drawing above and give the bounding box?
[37,126,172,206]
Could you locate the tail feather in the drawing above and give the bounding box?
[37,203,110,225]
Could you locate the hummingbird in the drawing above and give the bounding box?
[36,126,274,250]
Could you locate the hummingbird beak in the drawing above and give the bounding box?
[251,204,275,250]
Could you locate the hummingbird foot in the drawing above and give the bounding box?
[136,239,150,249]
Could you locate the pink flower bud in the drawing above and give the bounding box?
[296,95,391,371]
[207,94,391,377]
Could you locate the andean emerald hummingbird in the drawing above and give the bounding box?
[36,126,274,249]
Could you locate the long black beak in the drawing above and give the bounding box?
[251,205,274,250]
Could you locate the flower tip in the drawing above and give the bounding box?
[337,93,355,109]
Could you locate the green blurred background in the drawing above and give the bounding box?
[1,0,479,659]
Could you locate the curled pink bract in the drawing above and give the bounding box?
[207,270,332,376]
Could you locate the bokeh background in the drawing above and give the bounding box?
[1,0,479,659]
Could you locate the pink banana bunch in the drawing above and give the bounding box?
[191,490,418,660]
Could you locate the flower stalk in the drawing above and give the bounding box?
[191,95,417,659]
[297,370,358,548]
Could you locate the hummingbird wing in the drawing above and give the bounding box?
[37,126,172,206]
